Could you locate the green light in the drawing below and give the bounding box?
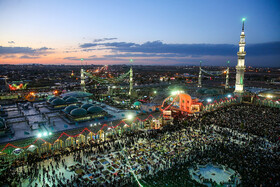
[81,58,84,61]
[227,61,230,64]
[242,18,246,21]
[130,59,133,63]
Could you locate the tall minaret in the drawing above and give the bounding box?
[129,59,133,96]
[81,68,86,92]
[225,61,230,89]
[234,18,246,93]
[197,61,202,88]
[129,67,133,96]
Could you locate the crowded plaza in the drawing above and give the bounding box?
[0,100,279,186]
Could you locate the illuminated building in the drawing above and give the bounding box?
[235,18,246,93]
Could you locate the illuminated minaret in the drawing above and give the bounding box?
[197,61,202,88]
[129,59,133,96]
[81,68,86,92]
[225,61,230,89]
[129,67,133,96]
[234,18,246,93]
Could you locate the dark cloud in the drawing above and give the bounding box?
[104,53,187,58]
[20,55,40,59]
[8,41,15,44]
[79,43,99,48]
[0,46,54,56]
[93,38,117,42]
[38,47,54,51]
[79,40,280,57]
[247,42,280,56]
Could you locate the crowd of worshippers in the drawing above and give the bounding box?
[199,104,280,143]
[0,103,279,187]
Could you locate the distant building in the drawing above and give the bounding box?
[0,77,8,92]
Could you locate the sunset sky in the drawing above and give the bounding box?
[0,0,279,67]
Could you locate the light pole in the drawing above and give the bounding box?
[198,61,203,87]
[225,61,230,89]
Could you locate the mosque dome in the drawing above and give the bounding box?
[65,97,78,104]
[0,121,5,129]
[61,91,93,98]
[51,98,66,106]
[133,101,141,106]
[48,96,59,103]
[64,105,79,114]
[81,103,94,110]
[87,106,103,114]
[0,117,5,123]
[70,108,87,117]
[62,96,70,100]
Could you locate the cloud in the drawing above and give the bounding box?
[38,47,54,51]
[79,43,99,48]
[93,38,117,42]
[2,55,16,59]
[104,53,188,58]
[64,50,78,53]
[246,42,280,56]
[8,41,15,44]
[64,55,97,61]
[0,46,54,56]
[79,40,280,57]
[20,55,40,59]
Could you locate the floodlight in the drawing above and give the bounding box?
[127,114,133,120]
[227,94,232,98]
[267,95,273,98]
[49,132,52,135]
[43,132,47,136]
[207,98,212,103]
[37,133,42,138]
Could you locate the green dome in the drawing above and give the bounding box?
[0,117,5,123]
[48,96,59,103]
[65,97,78,104]
[81,103,94,110]
[51,98,66,106]
[61,91,93,98]
[205,89,219,95]
[70,108,87,117]
[62,96,70,100]
[64,105,79,114]
[133,101,141,106]
[87,106,103,114]
[0,121,5,129]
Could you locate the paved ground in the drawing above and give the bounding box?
[0,101,137,145]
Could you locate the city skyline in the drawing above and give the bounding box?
[0,0,279,67]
